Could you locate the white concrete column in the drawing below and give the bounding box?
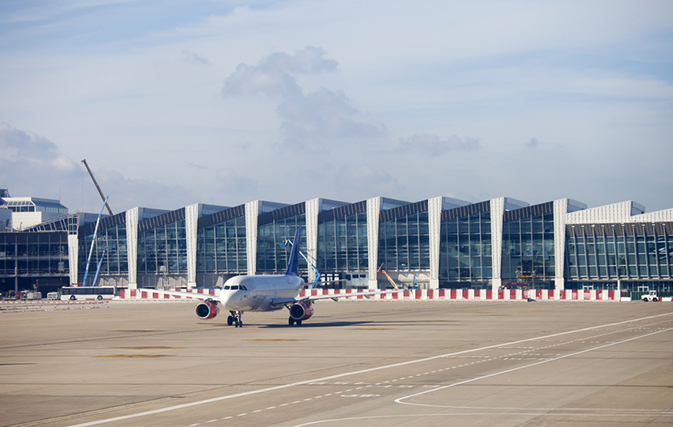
[428,197,442,290]
[125,208,139,290]
[490,198,505,292]
[67,234,79,285]
[185,203,200,289]
[245,201,259,275]
[305,198,320,282]
[553,199,568,291]
[367,197,381,290]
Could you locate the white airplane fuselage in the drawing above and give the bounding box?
[220,274,304,312]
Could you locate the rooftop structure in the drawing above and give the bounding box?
[0,186,68,230]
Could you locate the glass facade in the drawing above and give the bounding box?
[0,232,69,276]
[439,203,492,286]
[256,205,307,274]
[197,216,247,273]
[80,221,128,281]
[378,202,430,271]
[137,219,186,275]
[501,204,555,287]
[317,209,368,272]
[3,197,672,296]
[565,223,673,281]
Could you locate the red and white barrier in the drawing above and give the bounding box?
[300,288,621,301]
[118,287,621,301]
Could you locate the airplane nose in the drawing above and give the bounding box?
[219,290,231,306]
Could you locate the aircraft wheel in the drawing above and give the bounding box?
[227,316,234,326]
[296,320,302,326]
[288,317,295,326]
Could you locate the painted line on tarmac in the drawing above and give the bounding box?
[68,312,673,427]
[291,409,673,427]
[394,325,673,407]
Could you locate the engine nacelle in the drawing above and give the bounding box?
[289,301,314,321]
[195,301,219,320]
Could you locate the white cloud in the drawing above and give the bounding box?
[215,169,259,196]
[0,122,58,160]
[223,46,385,149]
[526,138,539,149]
[0,122,193,212]
[398,133,480,156]
[180,50,210,65]
[222,46,337,98]
[337,165,403,197]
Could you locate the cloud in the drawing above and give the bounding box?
[222,47,385,148]
[278,88,386,148]
[180,50,210,65]
[0,122,195,212]
[263,47,338,75]
[526,138,539,148]
[215,168,259,194]
[0,122,58,160]
[336,166,403,196]
[398,133,480,156]
[222,46,337,98]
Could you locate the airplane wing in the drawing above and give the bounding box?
[299,279,341,288]
[269,289,404,307]
[138,289,221,301]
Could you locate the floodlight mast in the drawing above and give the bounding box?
[81,159,113,215]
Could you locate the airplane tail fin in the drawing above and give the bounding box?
[284,227,301,276]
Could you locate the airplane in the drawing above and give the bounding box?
[141,227,402,327]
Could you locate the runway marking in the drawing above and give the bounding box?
[95,354,172,358]
[68,312,673,427]
[114,346,181,349]
[395,325,673,408]
[291,410,673,426]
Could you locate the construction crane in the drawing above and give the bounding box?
[81,159,113,215]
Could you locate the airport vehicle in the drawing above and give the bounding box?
[142,227,402,327]
[60,286,116,301]
[641,290,659,302]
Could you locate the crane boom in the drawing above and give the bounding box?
[81,159,113,215]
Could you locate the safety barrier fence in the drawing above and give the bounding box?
[118,288,625,301]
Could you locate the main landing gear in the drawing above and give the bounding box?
[288,317,302,326]
[227,311,243,327]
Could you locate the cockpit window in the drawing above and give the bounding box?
[224,284,247,291]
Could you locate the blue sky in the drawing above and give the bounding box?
[1,0,672,214]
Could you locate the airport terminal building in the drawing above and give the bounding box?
[1,187,673,299]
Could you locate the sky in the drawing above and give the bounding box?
[1,0,672,214]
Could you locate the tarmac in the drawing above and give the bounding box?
[1,299,672,427]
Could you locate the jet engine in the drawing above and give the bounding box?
[195,300,219,320]
[289,301,314,323]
